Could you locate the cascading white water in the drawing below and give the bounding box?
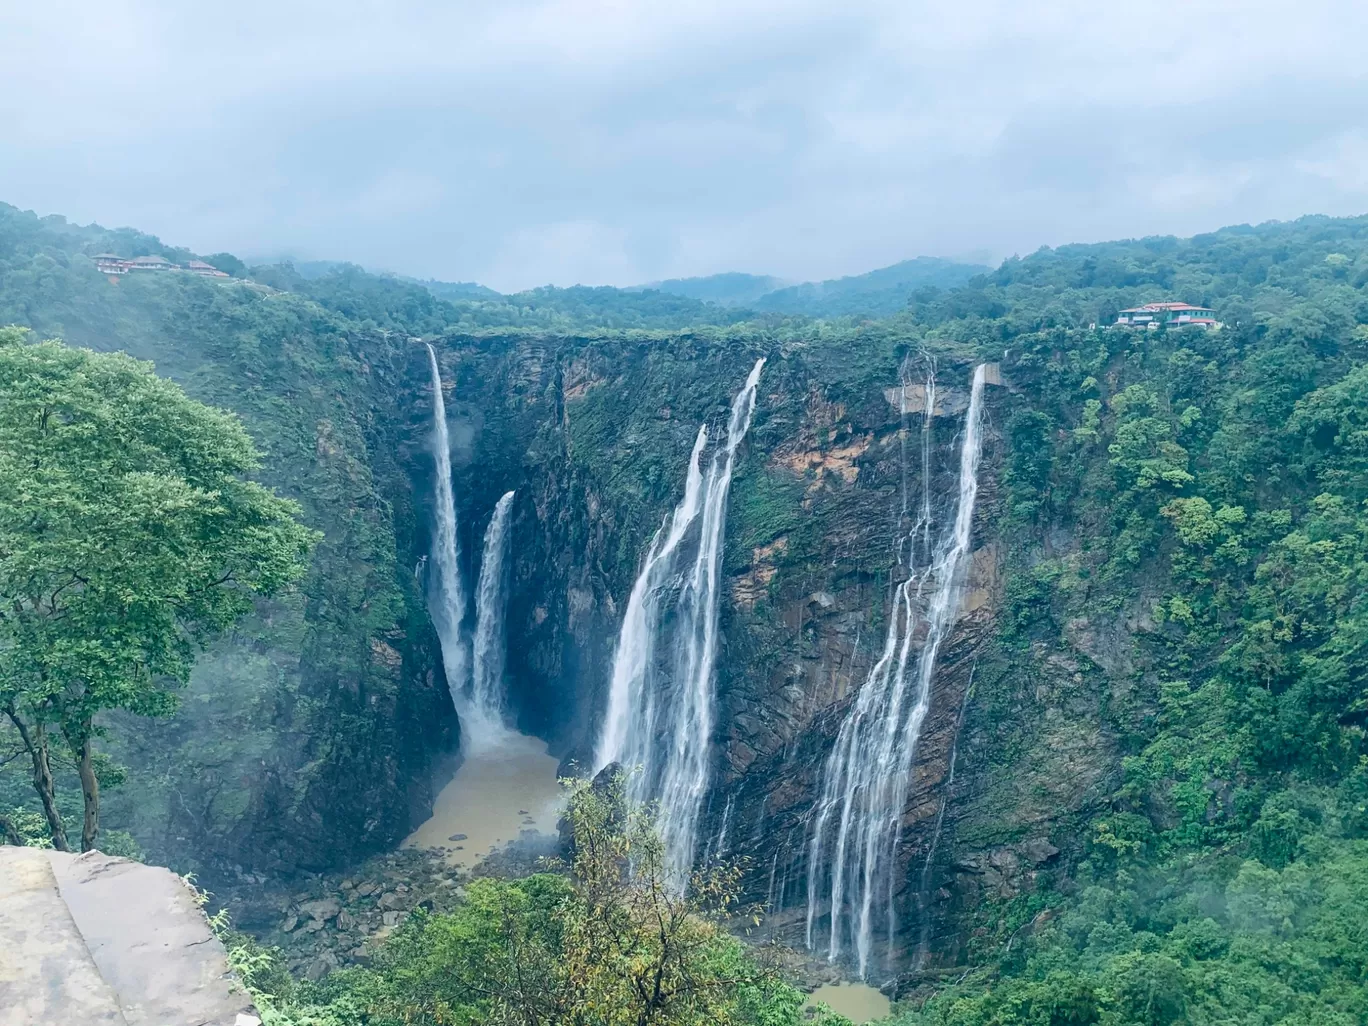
[806,363,987,979]
[426,343,469,717]
[595,357,765,885]
[468,489,516,748]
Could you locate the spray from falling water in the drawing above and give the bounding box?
[595,357,766,886]
[468,490,517,749]
[426,344,469,718]
[806,364,987,978]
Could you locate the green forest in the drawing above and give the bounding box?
[4,200,1368,1025]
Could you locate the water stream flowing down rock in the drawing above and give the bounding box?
[425,343,470,723]
[470,489,516,747]
[807,363,987,978]
[596,358,765,885]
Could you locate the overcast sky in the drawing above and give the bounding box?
[3,1,1367,292]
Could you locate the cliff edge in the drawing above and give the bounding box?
[0,846,258,1026]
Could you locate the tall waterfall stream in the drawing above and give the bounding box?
[411,351,559,871]
[470,489,516,746]
[806,363,987,978]
[596,358,765,885]
[418,349,985,985]
[425,343,470,721]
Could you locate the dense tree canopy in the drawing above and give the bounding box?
[0,327,316,850]
[878,218,1368,1026]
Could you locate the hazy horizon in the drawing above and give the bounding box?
[5,1,1368,292]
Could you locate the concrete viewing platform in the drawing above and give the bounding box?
[0,845,259,1026]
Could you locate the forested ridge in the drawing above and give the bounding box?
[4,200,1368,1024]
[886,215,1368,1025]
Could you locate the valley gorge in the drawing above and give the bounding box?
[10,205,1368,1022]
[9,264,1088,981]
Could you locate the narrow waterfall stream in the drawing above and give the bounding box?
[414,358,557,868]
[807,364,987,978]
[596,358,765,884]
[425,343,469,715]
[469,489,516,748]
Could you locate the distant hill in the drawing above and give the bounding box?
[634,257,990,318]
[627,272,789,307]
[408,277,502,301]
[751,256,990,317]
[501,285,752,329]
[404,256,987,321]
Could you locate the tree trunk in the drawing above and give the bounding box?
[5,707,69,851]
[66,720,100,853]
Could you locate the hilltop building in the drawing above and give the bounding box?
[186,260,228,277]
[88,254,228,277]
[1115,302,1220,329]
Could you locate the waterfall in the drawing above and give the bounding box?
[595,357,765,885]
[806,363,986,978]
[469,489,516,749]
[426,343,469,717]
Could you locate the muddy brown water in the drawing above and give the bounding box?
[805,981,892,1023]
[404,733,563,868]
[406,735,892,1026]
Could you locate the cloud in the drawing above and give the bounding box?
[2,0,1366,291]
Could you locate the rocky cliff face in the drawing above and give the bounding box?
[408,332,1123,981]
[27,295,1119,974]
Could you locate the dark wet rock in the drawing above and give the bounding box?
[299,897,341,921]
[447,833,468,842]
[1022,838,1060,864]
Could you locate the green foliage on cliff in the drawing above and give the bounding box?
[885,216,1368,1025]
[0,201,457,878]
[222,782,848,1026]
[0,329,316,852]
